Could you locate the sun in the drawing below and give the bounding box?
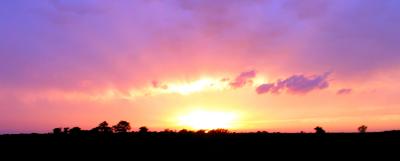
[178,110,238,130]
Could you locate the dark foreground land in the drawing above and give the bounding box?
[1,131,400,157]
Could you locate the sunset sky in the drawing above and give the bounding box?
[1,0,400,134]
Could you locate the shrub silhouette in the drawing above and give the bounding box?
[162,129,175,133]
[112,121,131,133]
[91,121,113,134]
[196,130,206,134]
[178,129,188,134]
[53,128,62,134]
[70,127,82,135]
[358,125,368,133]
[208,128,229,134]
[178,129,195,134]
[314,126,326,134]
[63,127,70,134]
[139,126,149,133]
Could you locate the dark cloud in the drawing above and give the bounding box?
[230,70,256,89]
[257,72,330,95]
[337,88,352,95]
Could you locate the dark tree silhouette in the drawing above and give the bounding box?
[70,127,82,135]
[208,128,229,134]
[162,129,175,133]
[196,130,206,134]
[91,121,113,134]
[257,131,269,134]
[53,128,62,134]
[314,126,326,134]
[139,126,149,133]
[112,121,131,133]
[358,125,368,133]
[178,129,190,134]
[63,127,70,134]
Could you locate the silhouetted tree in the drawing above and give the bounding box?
[53,128,62,134]
[139,126,149,133]
[358,125,368,133]
[162,129,175,133]
[257,131,269,134]
[208,128,229,134]
[92,121,113,134]
[314,126,326,134]
[178,129,189,134]
[63,127,70,134]
[196,130,206,135]
[70,127,82,135]
[112,121,131,133]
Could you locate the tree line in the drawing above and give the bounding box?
[53,120,369,135]
[53,121,231,135]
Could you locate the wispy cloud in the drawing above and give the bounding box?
[337,88,352,95]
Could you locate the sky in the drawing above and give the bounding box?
[1,0,400,134]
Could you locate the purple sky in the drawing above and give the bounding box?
[1,0,400,133]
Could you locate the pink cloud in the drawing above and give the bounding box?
[229,70,256,89]
[257,72,330,95]
[256,83,274,94]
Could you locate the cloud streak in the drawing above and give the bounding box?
[337,88,352,95]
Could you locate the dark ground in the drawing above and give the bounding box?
[1,131,399,158]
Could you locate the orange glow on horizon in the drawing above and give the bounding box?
[166,78,227,95]
[177,110,239,130]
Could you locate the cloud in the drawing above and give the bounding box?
[229,70,256,89]
[291,0,400,77]
[256,83,274,94]
[337,88,352,95]
[280,72,330,94]
[0,0,399,97]
[256,72,331,95]
[1,0,400,92]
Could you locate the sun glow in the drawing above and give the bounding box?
[178,110,238,130]
[167,78,228,95]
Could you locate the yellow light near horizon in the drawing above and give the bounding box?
[178,110,237,130]
[167,78,226,95]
